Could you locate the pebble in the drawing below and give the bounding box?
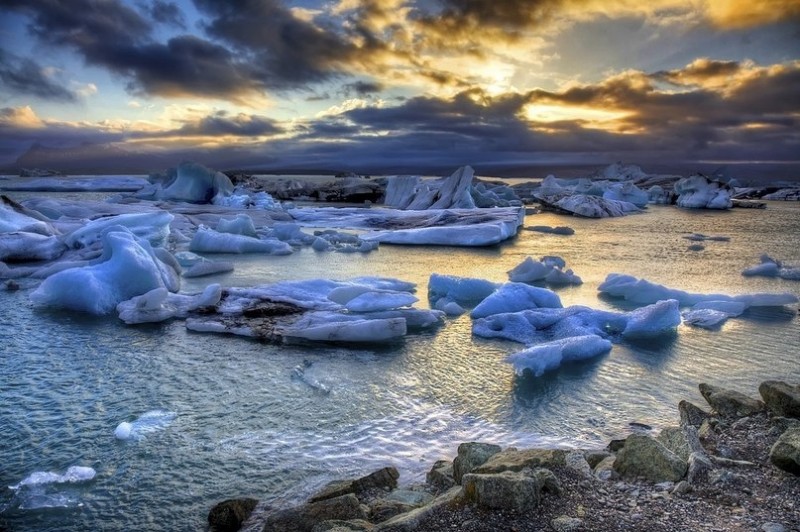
[762,523,785,532]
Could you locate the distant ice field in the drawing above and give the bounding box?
[1,184,799,531]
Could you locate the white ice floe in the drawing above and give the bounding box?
[114,410,177,440]
[742,254,800,280]
[189,226,293,254]
[117,284,221,324]
[506,335,613,377]
[507,256,582,286]
[674,174,732,209]
[471,282,562,319]
[278,312,408,343]
[64,211,174,249]
[31,228,181,315]
[289,206,523,246]
[599,273,799,308]
[0,232,66,262]
[10,465,96,490]
[473,300,681,345]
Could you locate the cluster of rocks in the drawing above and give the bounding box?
[210,381,800,531]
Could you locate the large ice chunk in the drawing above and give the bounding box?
[622,299,681,337]
[674,174,732,209]
[117,284,221,324]
[428,274,497,306]
[471,282,562,318]
[599,273,798,308]
[603,182,649,207]
[1,195,58,235]
[31,229,180,314]
[157,161,234,203]
[64,212,173,249]
[216,214,258,237]
[190,226,292,254]
[506,335,613,377]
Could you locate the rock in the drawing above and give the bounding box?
[607,439,626,452]
[368,500,415,523]
[672,480,691,495]
[375,487,462,531]
[759,381,800,418]
[613,434,688,482]
[382,490,433,507]
[472,448,567,475]
[761,523,786,532]
[462,467,560,511]
[769,427,800,475]
[452,442,501,484]
[584,450,612,469]
[551,516,584,531]
[565,451,593,478]
[679,400,710,428]
[699,383,765,419]
[208,498,258,532]
[310,467,399,503]
[593,455,617,481]
[426,460,455,490]
[312,520,374,531]
[263,494,367,532]
[657,425,704,462]
[687,451,715,485]
[770,417,800,435]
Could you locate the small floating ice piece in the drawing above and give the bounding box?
[114,410,177,440]
[682,308,731,329]
[428,274,497,306]
[182,260,234,278]
[622,299,681,338]
[10,466,96,490]
[279,313,407,343]
[506,335,613,377]
[190,226,292,255]
[742,254,800,280]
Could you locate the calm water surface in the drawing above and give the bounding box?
[1,198,799,531]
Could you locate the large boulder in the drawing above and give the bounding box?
[769,427,800,475]
[657,425,704,462]
[452,442,501,484]
[679,400,710,428]
[207,498,257,532]
[425,460,455,490]
[462,468,561,511]
[472,448,567,475]
[263,494,367,532]
[613,434,688,482]
[759,381,800,419]
[699,383,765,419]
[310,467,399,503]
[375,487,462,531]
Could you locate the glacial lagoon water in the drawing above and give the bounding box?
[1,194,799,531]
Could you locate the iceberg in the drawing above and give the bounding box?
[31,228,181,315]
[473,300,680,345]
[189,226,293,255]
[384,166,478,210]
[114,410,177,440]
[471,282,562,319]
[64,211,174,249]
[602,182,649,207]
[537,194,640,218]
[216,214,258,237]
[507,256,582,286]
[154,161,234,203]
[742,254,800,280]
[506,335,613,377]
[289,206,523,247]
[599,273,799,308]
[674,174,732,209]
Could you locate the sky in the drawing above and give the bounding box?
[1,0,799,178]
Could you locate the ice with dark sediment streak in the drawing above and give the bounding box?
[114,410,177,440]
[0,232,66,262]
[598,273,799,308]
[506,335,613,377]
[31,228,181,315]
[1,195,59,235]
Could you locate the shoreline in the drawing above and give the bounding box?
[212,381,800,532]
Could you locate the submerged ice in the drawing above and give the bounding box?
[115,410,177,440]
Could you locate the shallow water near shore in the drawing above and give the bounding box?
[1,198,799,531]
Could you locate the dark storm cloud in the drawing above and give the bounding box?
[193,0,376,88]
[145,0,187,28]
[148,111,284,137]
[342,80,385,96]
[0,50,78,102]
[3,0,263,100]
